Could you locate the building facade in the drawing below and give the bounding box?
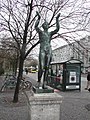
[52,36,90,73]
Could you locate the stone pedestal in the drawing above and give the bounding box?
[33,86,54,93]
[26,92,62,120]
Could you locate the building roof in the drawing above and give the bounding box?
[51,58,83,65]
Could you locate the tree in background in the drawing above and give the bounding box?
[25,57,38,68]
[0,0,90,102]
[0,36,19,75]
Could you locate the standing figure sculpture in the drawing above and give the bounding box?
[35,11,60,88]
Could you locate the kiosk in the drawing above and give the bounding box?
[47,59,83,91]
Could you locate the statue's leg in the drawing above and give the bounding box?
[43,69,46,89]
[37,69,43,88]
[38,69,43,83]
[42,53,50,89]
[42,68,49,89]
[38,52,44,83]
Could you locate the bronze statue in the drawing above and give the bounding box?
[35,11,60,88]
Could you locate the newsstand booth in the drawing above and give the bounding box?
[47,59,82,91]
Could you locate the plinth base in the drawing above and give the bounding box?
[33,85,54,93]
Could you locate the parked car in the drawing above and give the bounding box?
[28,68,38,73]
[30,69,37,73]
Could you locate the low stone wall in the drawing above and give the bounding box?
[25,92,62,120]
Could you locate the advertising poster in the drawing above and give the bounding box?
[69,72,76,83]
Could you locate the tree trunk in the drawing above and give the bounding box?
[14,56,19,76]
[13,56,24,103]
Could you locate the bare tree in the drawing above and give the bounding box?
[0,0,37,102]
[0,0,90,102]
[0,36,19,74]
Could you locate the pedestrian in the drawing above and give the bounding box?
[85,72,90,90]
[25,68,28,74]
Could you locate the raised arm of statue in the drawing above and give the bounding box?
[35,11,42,33]
[50,13,60,36]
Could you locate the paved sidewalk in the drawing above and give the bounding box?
[25,73,90,120]
[0,76,29,120]
[0,74,90,120]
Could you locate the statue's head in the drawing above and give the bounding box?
[42,21,49,30]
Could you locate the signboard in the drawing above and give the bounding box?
[66,85,79,89]
[69,72,76,83]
